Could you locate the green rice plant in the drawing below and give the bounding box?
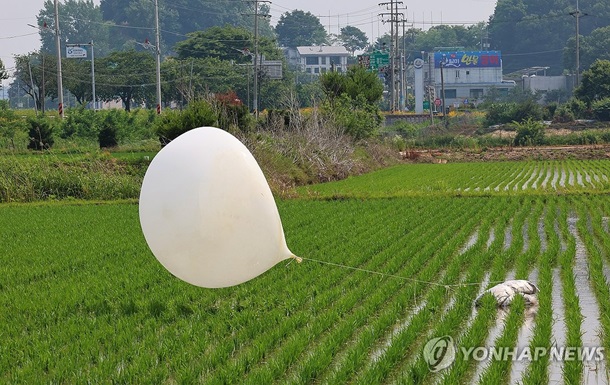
[555,199,585,384]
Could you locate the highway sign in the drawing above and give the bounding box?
[66,46,87,58]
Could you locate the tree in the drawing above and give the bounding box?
[487,0,610,75]
[320,65,383,106]
[160,57,248,108]
[62,56,95,106]
[174,25,281,63]
[11,52,58,112]
[575,59,610,106]
[99,0,273,51]
[369,34,391,53]
[275,10,327,48]
[319,66,384,140]
[0,59,7,83]
[175,26,253,63]
[339,26,368,55]
[38,0,111,56]
[96,50,156,111]
[565,26,610,72]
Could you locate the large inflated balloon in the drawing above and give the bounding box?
[139,127,298,288]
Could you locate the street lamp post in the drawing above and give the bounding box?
[154,0,162,114]
[54,0,64,117]
[440,54,447,127]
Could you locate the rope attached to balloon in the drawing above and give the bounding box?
[295,256,503,289]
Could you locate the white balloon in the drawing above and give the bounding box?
[139,127,298,288]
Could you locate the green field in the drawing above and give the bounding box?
[2,160,610,384]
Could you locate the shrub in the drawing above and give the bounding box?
[27,117,54,150]
[0,102,27,150]
[98,114,118,148]
[323,94,383,141]
[213,91,253,133]
[484,100,543,126]
[483,103,514,126]
[565,98,588,119]
[389,121,422,139]
[543,102,558,121]
[592,98,610,121]
[553,104,575,123]
[511,99,543,123]
[154,100,217,144]
[513,118,545,146]
[60,107,99,140]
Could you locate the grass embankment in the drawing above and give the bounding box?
[0,131,399,203]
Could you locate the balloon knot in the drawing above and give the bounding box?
[292,255,303,263]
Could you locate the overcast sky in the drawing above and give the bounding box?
[1,0,496,89]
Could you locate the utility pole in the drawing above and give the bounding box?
[399,17,409,111]
[440,54,448,129]
[379,1,403,112]
[570,0,582,87]
[249,0,271,117]
[154,0,162,114]
[54,0,64,117]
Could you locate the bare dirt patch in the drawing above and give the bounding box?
[404,145,610,163]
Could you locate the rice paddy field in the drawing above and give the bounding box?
[2,159,610,384]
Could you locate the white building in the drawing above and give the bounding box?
[427,51,515,108]
[286,46,349,75]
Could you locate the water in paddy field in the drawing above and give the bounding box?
[538,214,548,253]
[522,167,538,190]
[470,270,516,383]
[509,268,539,384]
[504,223,513,251]
[486,228,495,250]
[568,169,575,186]
[471,307,509,383]
[552,166,560,189]
[559,167,567,187]
[522,221,530,254]
[549,268,567,385]
[542,167,553,189]
[577,171,585,187]
[370,300,428,362]
[567,216,609,385]
[459,229,479,254]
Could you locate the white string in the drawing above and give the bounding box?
[294,256,502,289]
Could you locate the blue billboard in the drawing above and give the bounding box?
[434,51,501,68]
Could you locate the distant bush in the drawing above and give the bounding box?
[154,100,217,144]
[27,117,54,150]
[0,101,27,150]
[553,104,575,123]
[60,107,99,140]
[388,121,423,139]
[513,118,545,146]
[98,114,118,148]
[592,98,610,121]
[484,100,543,127]
[565,98,589,119]
[322,94,383,141]
[543,102,558,121]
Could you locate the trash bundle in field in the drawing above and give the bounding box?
[475,280,539,307]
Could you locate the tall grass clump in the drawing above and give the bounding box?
[0,154,146,203]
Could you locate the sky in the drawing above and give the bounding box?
[1,0,497,90]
